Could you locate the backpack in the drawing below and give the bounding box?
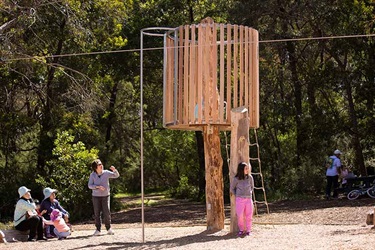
[324,157,334,169]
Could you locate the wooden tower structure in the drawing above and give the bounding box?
[162,18,259,231]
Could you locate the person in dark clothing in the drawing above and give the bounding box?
[325,149,343,199]
[40,187,70,238]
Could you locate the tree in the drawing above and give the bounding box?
[228,0,375,194]
[36,131,99,220]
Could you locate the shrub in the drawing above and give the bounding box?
[36,131,98,221]
[170,175,198,200]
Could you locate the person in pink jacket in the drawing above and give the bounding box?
[44,209,71,240]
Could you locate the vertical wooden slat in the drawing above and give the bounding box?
[166,37,170,124]
[219,24,225,123]
[244,27,249,108]
[239,25,244,107]
[195,37,199,122]
[183,25,189,124]
[226,24,232,123]
[249,28,252,109]
[254,30,260,128]
[233,25,238,109]
[166,37,174,124]
[212,23,218,122]
[178,26,184,124]
[248,28,253,123]
[164,37,169,124]
[250,29,259,128]
[203,23,209,123]
[249,28,254,128]
[169,37,174,124]
[197,24,203,123]
[189,25,196,123]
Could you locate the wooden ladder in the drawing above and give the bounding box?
[249,129,269,215]
[224,129,269,214]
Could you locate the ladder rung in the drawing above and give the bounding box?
[254,187,264,190]
[255,201,267,204]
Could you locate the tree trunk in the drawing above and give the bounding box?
[329,51,367,176]
[345,79,366,176]
[37,17,66,175]
[103,82,118,161]
[229,107,249,233]
[286,41,303,167]
[195,131,206,200]
[203,126,224,231]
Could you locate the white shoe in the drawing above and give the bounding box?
[0,230,7,243]
[93,230,101,236]
[107,228,114,235]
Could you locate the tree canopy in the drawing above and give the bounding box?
[1,0,375,220]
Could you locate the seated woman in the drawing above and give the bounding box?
[13,186,47,241]
[40,187,70,238]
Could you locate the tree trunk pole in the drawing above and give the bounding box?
[195,131,206,200]
[203,125,224,230]
[229,106,250,233]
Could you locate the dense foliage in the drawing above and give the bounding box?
[35,131,99,220]
[1,0,375,221]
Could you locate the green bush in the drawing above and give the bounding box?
[170,175,198,200]
[36,131,98,221]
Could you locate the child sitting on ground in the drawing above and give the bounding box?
[340,165,349,188]
[340,165,357,188]
[44,209,71,240]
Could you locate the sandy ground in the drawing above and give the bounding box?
[2,224,375,250]
[2,196,375,250]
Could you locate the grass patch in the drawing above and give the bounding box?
[114,192,136,199]
[0,221,14,230]
[114,190,170,199]
[114,191,173,210]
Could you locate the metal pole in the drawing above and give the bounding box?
[163,33,167,127]
[139,27,175,243]
[140,30,145,243]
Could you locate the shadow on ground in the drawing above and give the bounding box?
[78,195,375,227]
[267,196,375,213]
[70,229,234,250]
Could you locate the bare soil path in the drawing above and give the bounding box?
[2,195,375,249]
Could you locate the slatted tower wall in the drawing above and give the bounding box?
[163,23,259,130]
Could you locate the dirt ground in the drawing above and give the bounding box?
[2,195,375,250]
